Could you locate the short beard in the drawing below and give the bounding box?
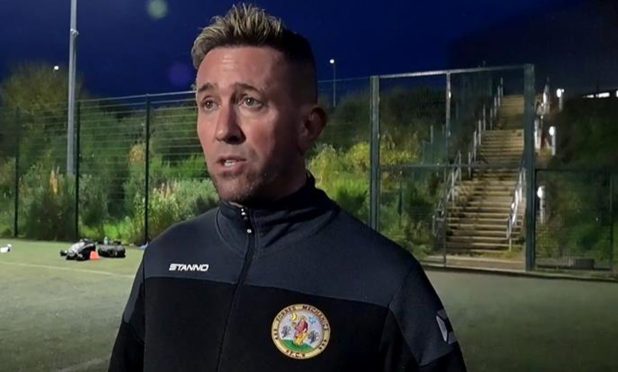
[211,169,276,206]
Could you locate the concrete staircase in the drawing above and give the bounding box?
[445,95,525,255]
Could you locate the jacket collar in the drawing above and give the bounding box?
[216,175,338,256]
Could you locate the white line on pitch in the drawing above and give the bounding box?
[55,357,108,372]
[0,261,134,278]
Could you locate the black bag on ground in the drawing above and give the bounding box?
[97,244,126,258]
[60,239,96,261]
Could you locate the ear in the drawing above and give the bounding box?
[297,105,327,154]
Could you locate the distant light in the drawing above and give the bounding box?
[53,65,60,71]
[329,59,335,65]
[147,0,168,20]
[556,88,564,98]
[616,90,618,98]
[585,94,595,99]
[537,186,545,199]
[596,92,610,98]
[549,126,556,136]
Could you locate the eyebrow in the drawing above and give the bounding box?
[195,82,264,96]
[196,82,215,95]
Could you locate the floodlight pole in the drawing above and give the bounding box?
[329,59,336,108]
[67,0,79,175]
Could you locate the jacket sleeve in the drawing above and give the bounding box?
[380,262,467,371]
[108,261,145,372]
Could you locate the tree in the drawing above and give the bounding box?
[0,63,86,170]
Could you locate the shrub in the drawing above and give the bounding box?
[0,158,15,237]
[125,178,217,244]
[20,164,75,240]
[78,174,109,228]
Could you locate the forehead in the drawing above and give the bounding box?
[196,46,289,88]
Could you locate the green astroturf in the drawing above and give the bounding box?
[0,238,617,371]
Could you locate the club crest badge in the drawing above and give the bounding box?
[271,304,331,360]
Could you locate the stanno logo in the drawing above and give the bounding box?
[168,263,210,272]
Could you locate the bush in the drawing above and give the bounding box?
[125,178,217,244]
[0,158,15,237]
[20,164,75,240]
[309,143,438,258]
[79,174,109,228]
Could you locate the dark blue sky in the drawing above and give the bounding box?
[1,0,570,97]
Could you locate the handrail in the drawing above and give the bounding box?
[433,77,503,238]
[467,79,503,178]
[432,151,462,236]
[506,156,526,249]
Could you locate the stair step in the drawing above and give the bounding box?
[448,211,510,218]
[463,198,514,204]
[444,249,523,259]
[446,241,512,249]
[479,153,522,157]
[484,130,523,134]
[458,183,515,189]
[460,179,517,185]
[447,216,510,223]
[456,191,516,197]
[473,168,520,172]
[480,146,523,150]
[448,225,521,234]
[448,230,508,238]
[462,190,515,196]
[447,219,512,226]
[480,151,523,155]
[484,130,523,135]
[452,207,512,213]
[447,233,511,242]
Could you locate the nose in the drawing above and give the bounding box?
[215,104,243,144]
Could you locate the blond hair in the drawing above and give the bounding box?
[191,3,317,102]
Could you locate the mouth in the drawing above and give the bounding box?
[215,156,247,173]
[223,159,238,167]
[218,157,245,165]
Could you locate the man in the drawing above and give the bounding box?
[109,4,466,371]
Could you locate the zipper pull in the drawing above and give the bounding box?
[240,207,253,234]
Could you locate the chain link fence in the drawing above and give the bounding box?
[536,170,616,272]
[1,65,615,276]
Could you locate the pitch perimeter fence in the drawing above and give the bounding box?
[0,64,615,275]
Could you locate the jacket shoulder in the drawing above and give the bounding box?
[145,208,218,255]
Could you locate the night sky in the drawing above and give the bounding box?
[1,0,573,97]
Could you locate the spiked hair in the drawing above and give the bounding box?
[191,3,317,102]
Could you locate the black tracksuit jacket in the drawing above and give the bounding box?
[109,179,466,371]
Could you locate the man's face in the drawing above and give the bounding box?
[195,46,307,204]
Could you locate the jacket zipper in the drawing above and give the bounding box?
[215,207,256,371]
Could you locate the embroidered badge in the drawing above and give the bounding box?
[271,304,331,359]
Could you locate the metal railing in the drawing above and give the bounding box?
[467,79,503,177]
[432,151,462,238]
[507,157,526,250]
[433,77,504,238]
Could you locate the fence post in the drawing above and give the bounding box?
[609,173,614,272]
[524,64,536,271]
[369,77,380,231]
[13,109,20,238]
[445,73,452,160]
[144,96,151,244]
[74,101,81,240]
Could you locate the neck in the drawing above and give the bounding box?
[229,169,310,209]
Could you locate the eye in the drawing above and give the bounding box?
[240,96,264,109]
[201,99,218,112]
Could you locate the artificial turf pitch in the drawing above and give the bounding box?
[0,239,617,371]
